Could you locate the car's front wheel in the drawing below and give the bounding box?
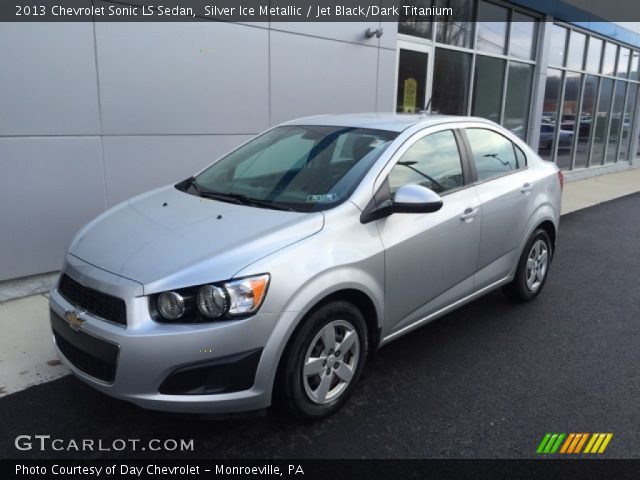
[277,301,368,420]
[502,228,553,302]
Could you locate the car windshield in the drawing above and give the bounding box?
[186,125,397,212]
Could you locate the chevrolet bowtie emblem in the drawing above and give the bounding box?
[65,310,85,332]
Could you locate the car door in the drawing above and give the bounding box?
[375,128,482,337]
[462,127,536,289]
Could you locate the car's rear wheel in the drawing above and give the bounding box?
[277,301,368,420]
[502,228,552,302]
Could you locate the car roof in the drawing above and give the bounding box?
[280,113,496,132]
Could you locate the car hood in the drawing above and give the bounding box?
[69,186,324,293]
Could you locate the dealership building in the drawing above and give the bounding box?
[1,0,639,286]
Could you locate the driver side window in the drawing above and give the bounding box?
[387,130,465,195]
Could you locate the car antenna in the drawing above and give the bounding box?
[419,96,432,115]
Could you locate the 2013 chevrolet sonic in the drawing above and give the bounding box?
[49,114,562,419]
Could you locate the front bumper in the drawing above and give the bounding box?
[48,256,293,414]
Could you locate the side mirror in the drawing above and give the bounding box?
[391,184,443,214]
[360,184,443,223]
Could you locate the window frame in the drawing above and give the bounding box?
[459,125,530,185]
[385,128,473,198]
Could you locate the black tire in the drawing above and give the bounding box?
[502,228,553,302]
[276,301,368,421]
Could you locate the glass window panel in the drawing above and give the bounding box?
[396,49,428,113]
[466,128,519,181]
[566,31,586,71]
[388,130,465,194]
[548,25,568,67]
[605,81,627,163]
[585,37,603,73]
[509,13,537,60]
[591,78,614,165]
[630,51,640,81]
[435,0,475,49]
[476,1,508,55]
[504,61,534,139]
[617,47,631,78]
[472,56,505,123]
[557,72,582,170]
[539,68,563,161]
[432,48,472,115]
[399,0,433,39]
[574,75,599,168]
[618,83,638,161]
[602,43,618,76]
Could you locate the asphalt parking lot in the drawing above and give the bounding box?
[1,193,639,459]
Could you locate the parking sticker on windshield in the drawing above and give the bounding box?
[307,194,338,203]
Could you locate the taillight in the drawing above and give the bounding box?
[557,170,564,192]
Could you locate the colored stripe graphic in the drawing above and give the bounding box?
[584,433,613,454]
[574,433,589,453]
[537,433,565,454]
[537,433,613,454]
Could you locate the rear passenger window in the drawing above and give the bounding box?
[465,128,524,181]
[387,130,465,195]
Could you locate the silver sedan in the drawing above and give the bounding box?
[49,114,562,419]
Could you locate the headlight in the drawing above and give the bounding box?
[224,274,269,316]
[152,274,270,323]
[197,285,228,318]
[157,291,186,320]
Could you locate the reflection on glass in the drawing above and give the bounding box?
[602,43,617,76]
[472,56,505,123]
[605,81,626,163]
[476,1,508,55]
[435,0,475,49]
[556,72,582,170]
[574,75,599,168]
[432,48,472,115]
[548,25,567,67]
[631,51,640,81]
[509,13,537,60]
[466,129,519,181]
[617,47,631,78]
[566,31,586,71]
[591,78,614,165]
[619,83,638,161]
[388,130,464,194]
[539,68,563,161]
[396,49,428,113]
[585,37,603,73]
[504,62,534,139]
[399,0,433,39]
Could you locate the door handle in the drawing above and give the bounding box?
[521,183,534,194]
[460,207,479,223]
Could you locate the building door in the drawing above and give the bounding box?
[396,41,433,114]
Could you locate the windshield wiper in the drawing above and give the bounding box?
[198,190,297,212]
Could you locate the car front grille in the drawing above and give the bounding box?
[52,329,117,383]
[58,274,127,326]
[50,310,119,383]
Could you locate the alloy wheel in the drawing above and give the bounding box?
[525,239,549,292]
[302,320,360,404]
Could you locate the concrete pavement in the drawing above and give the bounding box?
[561,167,640,214]
[0,167,639,398]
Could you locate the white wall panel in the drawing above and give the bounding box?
[270,31,379,124]
[95,22,269,134]
[0,23,100,136]
[0,138,106,280]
